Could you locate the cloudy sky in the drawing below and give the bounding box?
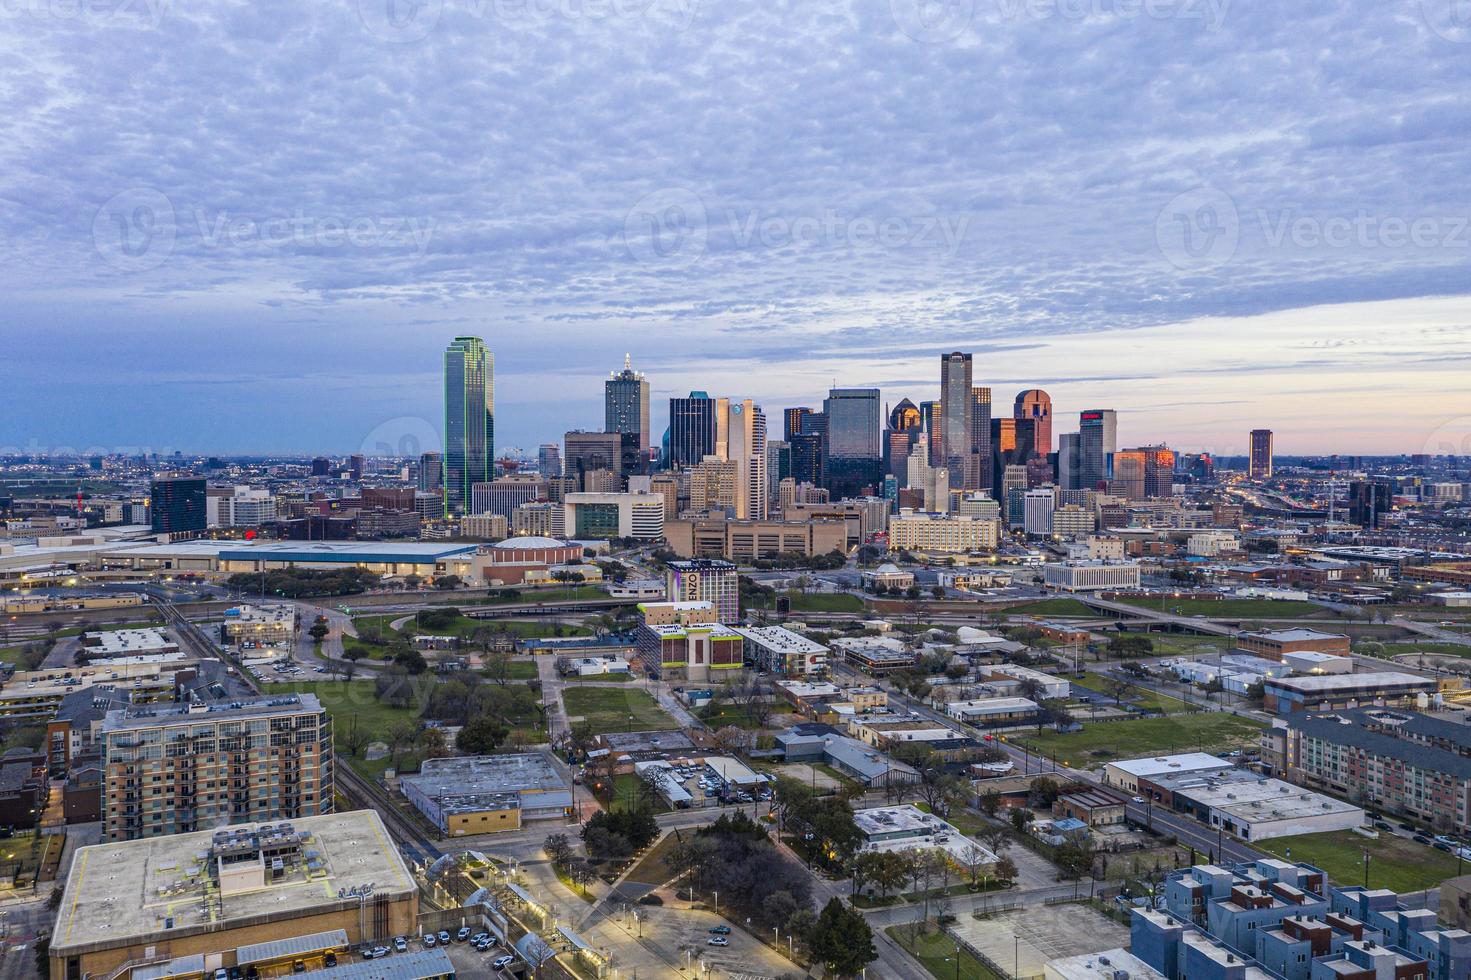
[2,0,1470,459]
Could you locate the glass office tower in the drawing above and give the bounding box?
[443,336,494,515]
[822,387,881,498]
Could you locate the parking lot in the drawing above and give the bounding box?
[580,902,796,978]
[349,928,522,976]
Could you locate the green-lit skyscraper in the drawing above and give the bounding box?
[443,336,494,515]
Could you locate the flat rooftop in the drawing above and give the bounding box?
[1266,671,1436,693]
[1106,752,1232,778]
[735,625,828,653]
[102,693,323,733]
[400,752,569,798]
[218,542,477,563]
[51,811,413,955]
[1242,628,1347,643]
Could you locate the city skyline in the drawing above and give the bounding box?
[4,298,1468,459]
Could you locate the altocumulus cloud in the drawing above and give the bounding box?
[1,0,1470,451]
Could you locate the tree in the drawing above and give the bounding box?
[565,858,597,894]
[434,575,462,590]
[960,842,993,889]
[1054,829,1097,881]
[994,854,1019,886]
[404,574,423,590]
[340,715,370,758]
[1010,807,1032,833]
[308,620,329,643]
[457,717,509,754]
[393,647,429,674]
[385,718,419,769]
[544,833,574,870]
[807,898,877,978]
[978,824,1012,858]
[417,726,449,760]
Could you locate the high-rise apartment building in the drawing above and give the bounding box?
[823,387,881,498]
[1078,409,1118,491]
[666,558,740,623]
[1249,428,1274,479]
[537,443,561,476]
[1022,486,1056,537]
[443,336,494,515]
[100,694,332,841]
[669,392,718,468]
[1014,389,1052,458]
[606,354,651,475]
[149,477,207,536]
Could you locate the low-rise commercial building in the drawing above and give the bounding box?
[1103,752,1233,795]
[1043,560,1142,592]
[735,625,828,676]
[400,752,574,833]
[221,604,296,647]
[830,636,916,675]
[470,535,584,585]
[854,804,997,867]
[1142,766,1364,841]
[47,811,418,980]
[79,627,179,658]
[945,697,1041,728]
[1237,628,1351,661]
[1263,671,1438,714]
[983,664,1070,700]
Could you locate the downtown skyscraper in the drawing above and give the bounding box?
[443,336,494,515]
[938,352,973,488]
[1078,408,1117,492]
[1249,429,1274,479]
[606,354,650,475]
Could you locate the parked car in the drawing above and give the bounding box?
[1373,821,1392,831]
[1433,841,1453,852]
[422,935,436,948]
[709,926,731,935]
[437,931,451,945]
[707,937,730,947]
[1413,833,1434,845]
[491,955,515,970]
[323,954,337,968]
[456,927,471,942]
[393,938,407,953]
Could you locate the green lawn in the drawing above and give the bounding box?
[498,659,540,680]
[562,686,676,732]
[1143,634,1231,657]
[886,927,1004,980]
[607,772,670,813]
[348,612,592,660]
[1003,598,1098,617]
[699,702,768,730]
[1114,597,1328,618]
[1012,713,1265,769]
[1256,831,1464,893]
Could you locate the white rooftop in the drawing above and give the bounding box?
[1106,753,1232,778]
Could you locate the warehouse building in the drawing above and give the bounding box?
[399,752,574,834]
[1263,671,1438,714]
[47,811,418,980]
[735,625,828,676]
[1235,628,1350,661]
[1143,766,1364,841]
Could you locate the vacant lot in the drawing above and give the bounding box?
[886,927,1005,980]
[1256,831,1463,893]
[1070,673,1197,716]
[1382,641,1471,659]
[950,904,1129,978]
[270,679,421,777]
[562,686,676,732]
[1013,713,1265,769]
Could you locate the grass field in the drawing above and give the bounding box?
[562,686,676,732]
[1013,713,1265,768]
[886,927,1005,980]
[1004,598,1097,617]
[500,659,540,680]
[748,590,866,613]
[1143,634,1231,657]
[1114,597,1328,618]
[347,612,591,659]
[623,829,685,885]
[1256,831,1464,893]
[269,679,422,777]
[1380,641,1471,658]
[1070,672,1197,715]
